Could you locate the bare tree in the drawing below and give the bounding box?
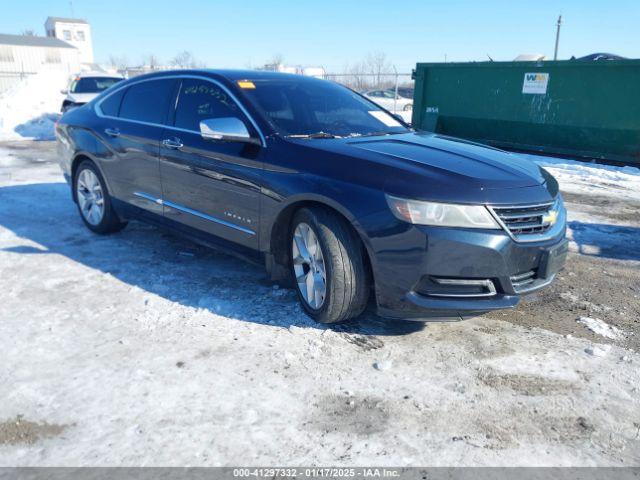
[170,51,198,69]
[268,53,284,67]
[142,53,161,70]
[108,55,129,70]
[347,60,368,90]
[336,61,366,90]
[365,51,392,88]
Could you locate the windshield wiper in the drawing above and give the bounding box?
[348,130,407,138]
[286,132,341,139]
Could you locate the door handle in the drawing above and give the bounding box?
[104,128,120,137]
[162,138,183,149]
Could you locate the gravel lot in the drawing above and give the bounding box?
[0,141,639,466]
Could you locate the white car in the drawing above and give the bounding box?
[61,72,123,113]
[363,89,413,113]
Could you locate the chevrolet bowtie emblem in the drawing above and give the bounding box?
[542,210,558,225]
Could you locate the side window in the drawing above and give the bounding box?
[174,78,244,132]
[119,79,175,124]
[100,88,126,117]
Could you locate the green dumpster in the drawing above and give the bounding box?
[411,60,640,165]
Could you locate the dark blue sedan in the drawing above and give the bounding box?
[55,69,568,323]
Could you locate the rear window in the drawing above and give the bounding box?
[70,77,121,94]
[119,79,176,124]
[99,88,125,117]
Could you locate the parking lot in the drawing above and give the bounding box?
[0,140,639,466]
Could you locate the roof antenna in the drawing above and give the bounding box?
[69,0,75,17]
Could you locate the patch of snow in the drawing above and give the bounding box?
[577,317,622,340]
[585,344,612,358]
[565,220,640,261]
[522,153,640,202]
[0,69,68,141]
[373,359,393,371]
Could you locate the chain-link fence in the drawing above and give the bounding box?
[322,72,414,118]
[0,65,39,94]
[0,62,80,94]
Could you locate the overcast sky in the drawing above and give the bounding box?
[2,0,638,72]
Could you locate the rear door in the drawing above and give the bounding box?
[97,78,177,216]
[159,77,264,249]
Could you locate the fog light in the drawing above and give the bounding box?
[416,277,497,298]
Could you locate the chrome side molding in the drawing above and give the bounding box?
[133,191,255,236]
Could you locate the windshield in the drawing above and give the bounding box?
[70,77,122,94]
[239,77,410,138]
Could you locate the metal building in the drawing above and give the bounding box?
[0,34,80,93]
[44,17,93,64]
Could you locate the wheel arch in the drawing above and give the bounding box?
[70,152,110,203]
[266,196,375,289]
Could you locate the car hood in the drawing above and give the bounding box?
[66,93,99,104]
[350,133,544,188]
[297,131,555,204]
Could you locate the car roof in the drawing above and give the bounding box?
[73,71,123,79]
[123,69,323,83]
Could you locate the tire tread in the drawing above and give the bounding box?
[291,207,369,323]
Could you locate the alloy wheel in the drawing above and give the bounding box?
[76,168,105,226]
[292,222,327,309]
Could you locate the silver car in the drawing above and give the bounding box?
[61,72,123,113]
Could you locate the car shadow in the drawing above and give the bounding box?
[0,182,424,336]
[568,221,640,261]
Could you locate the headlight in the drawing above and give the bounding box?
[385,195,501,229]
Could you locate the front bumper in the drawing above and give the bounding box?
[370,215,568,321]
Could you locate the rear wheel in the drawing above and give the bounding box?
[289,207,369,323]
[403,103,413,111]
[74,161,126,234]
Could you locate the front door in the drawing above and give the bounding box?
[159,77,263,249]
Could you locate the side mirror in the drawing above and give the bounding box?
[199,117,260,145]
[60,89,68,94]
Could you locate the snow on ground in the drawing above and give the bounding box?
[525,153,640,202]
[577,317,623,340]
[0,69,68,141]
[0,143,639,466]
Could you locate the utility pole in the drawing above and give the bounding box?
[554,15,562,60]
[392,65,398,114]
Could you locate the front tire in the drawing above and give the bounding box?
[74,160,126,234]
[289,207,369,323]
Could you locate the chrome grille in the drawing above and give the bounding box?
[491,202,555,236]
